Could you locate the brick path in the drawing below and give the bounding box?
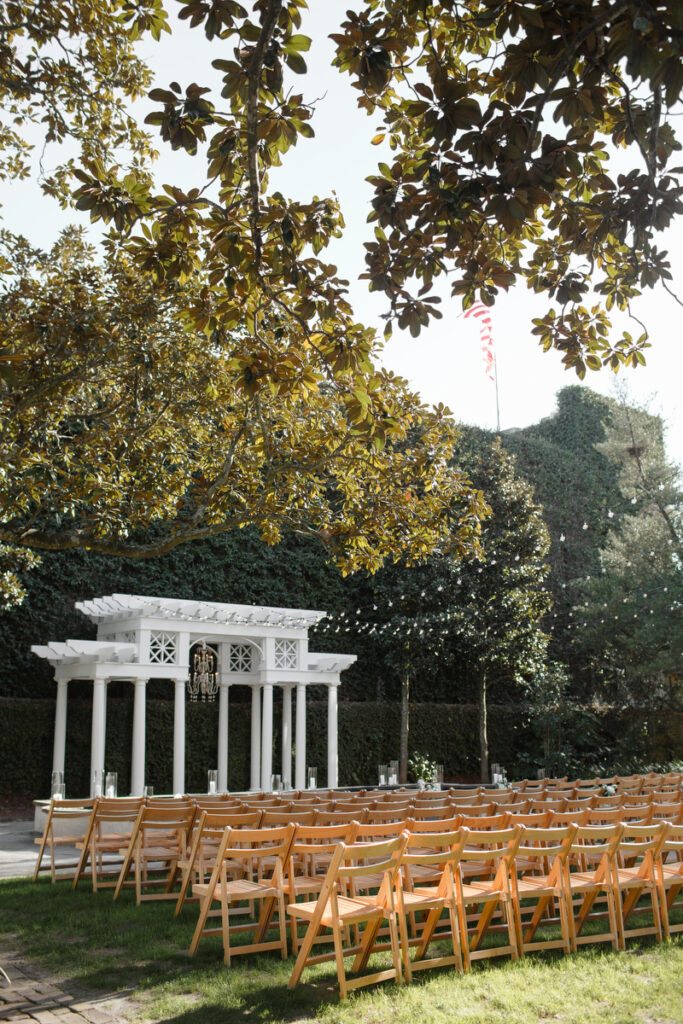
[0,953,128,1024]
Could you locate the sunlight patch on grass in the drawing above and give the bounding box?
[1,877,682,1024]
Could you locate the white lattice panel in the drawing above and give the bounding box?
[149,631,177,664]
[228,643,253,672]
[274,638,297,669]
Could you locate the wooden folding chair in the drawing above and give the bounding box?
[289,800,332,813]
[452,801,495,817]
[491,798,530,814]
[413,790,455,802]
[564,796,597,812]
[285,821,359,953]
[33,798,95,883]
[656,821,683,938]
[510,825,576,956]
[548,808,590,828]
[189,824,295,964]
[287,833,408,999]
[260,809,315,827]
[458,814,509,882]
[314,807,367,826]
[114,801,196,903]
[366,805,415,824]
[650,800,683,824]
[449,788,484,800]
[487,790,516,805]
[73,797,144,890]
[408,803,455,821]
[175,809,263,915]
[611,822,667,948]
[620,792,653,808]
[395,829,469,980]
[563,824,622,952]
[192,796,243,812]
[527,798,567,813]
[505,810,551,828]
[455,826,522,967]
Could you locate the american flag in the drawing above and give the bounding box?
[464,301,495,382]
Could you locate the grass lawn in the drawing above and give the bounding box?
[1,876,682,1024]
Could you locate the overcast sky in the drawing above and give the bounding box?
[6,0,682,467]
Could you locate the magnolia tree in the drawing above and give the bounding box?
[1,1,682,593]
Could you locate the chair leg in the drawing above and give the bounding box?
[523,893,552,945]
[288,916,323,989]
[332,920,348,1000]
[575,889,598,937]
[657,876,671,941]
[413,905,443,961]
[454,898,472,972]
[387,905,404,986]
[221,893,231,966]
[352,916,383,973]
[504,896,519,961]
[557,889,572,955]
[470,898,498,952]
[189,887,215,956]
[278,892,288,959]
[135,852,142,906]
[395,891,413,982]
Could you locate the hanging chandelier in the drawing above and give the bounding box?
[188,642,218,702]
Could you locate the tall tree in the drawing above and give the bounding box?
[0,229,487,572]
[446,437,552,780]
[317,433,552,781]
[2,2,682,574]
[570,391,682,702]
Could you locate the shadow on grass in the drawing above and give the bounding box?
[2,876,682,1024]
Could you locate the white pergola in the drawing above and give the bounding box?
[32,594,356,795]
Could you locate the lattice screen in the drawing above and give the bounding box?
[274,638,297,669]
[149,631,177,664]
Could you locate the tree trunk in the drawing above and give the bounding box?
[478,668,489,784]
[399,669,410,783]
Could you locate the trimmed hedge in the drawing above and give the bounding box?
[5,694,678,799]
[1,694,525,797]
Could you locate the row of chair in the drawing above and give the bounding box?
[32,792,683,1000]
[34,789,683,886]
[146,814,683,998]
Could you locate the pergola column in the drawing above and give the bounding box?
[217,682,230,793]
[130,678,147,795]
[90,675,107,796]
[53,679,68,776]
[250,686,262,790]
[173,679,186,795]
[327,683,339,789]
[261,683,274,790]
[295,682,306,789]
[281,685,292,790]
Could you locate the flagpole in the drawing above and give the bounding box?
[493,348,501,432]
